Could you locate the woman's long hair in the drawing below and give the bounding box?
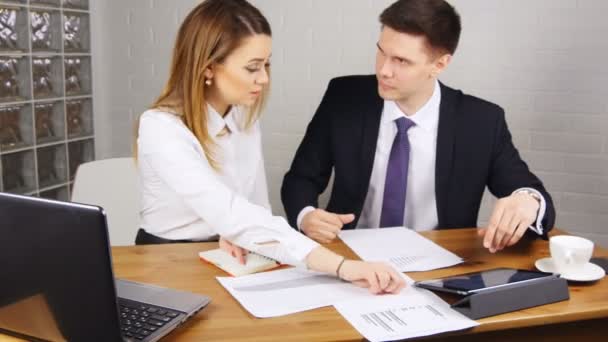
[135,0,271,170]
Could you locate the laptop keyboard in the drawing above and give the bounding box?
[119,298,182,340]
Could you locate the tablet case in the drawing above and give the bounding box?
[451,275,569,319]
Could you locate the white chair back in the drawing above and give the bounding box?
[71,158,139,246]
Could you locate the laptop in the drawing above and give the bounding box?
[0,192,211,342]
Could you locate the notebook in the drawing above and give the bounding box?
[198,249,280,277]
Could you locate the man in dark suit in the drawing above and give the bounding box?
[281,0,555,253]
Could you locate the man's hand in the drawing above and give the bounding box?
[301,209,355,243]
[219,237,248,265]
[478,192,540,253]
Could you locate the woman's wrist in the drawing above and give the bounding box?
[305,246,347,276]
[335,257,346,278]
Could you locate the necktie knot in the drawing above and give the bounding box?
[395,117,415,134]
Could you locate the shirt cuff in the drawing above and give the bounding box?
[230,216,320,267]
[512,187,546,236]
[285,234,319,266]
[253,230,319,267]
[296,206,316,231]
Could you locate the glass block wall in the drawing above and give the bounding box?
[0,0,93,201]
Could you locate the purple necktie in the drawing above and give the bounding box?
[379,117,415,227]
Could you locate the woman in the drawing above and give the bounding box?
[136,0,405,294]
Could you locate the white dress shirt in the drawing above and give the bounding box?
[138,105,318,265]
[298,81,545,234]
[357,81,442,230]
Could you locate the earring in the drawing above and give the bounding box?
[205,79,212,86]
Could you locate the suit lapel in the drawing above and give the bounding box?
[435,83,460,227]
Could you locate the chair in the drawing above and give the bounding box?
[71,157,139,246]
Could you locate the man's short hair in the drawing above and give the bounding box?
[380,0,461,56]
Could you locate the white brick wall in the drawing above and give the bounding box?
[91,0,608,247]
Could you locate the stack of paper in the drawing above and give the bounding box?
[216,228,477,340]
[217,268,478,340]
[340,227,463,271]
[334,286,479,342]
[217,267,369,318]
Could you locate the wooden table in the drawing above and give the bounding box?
[2,229,607,341]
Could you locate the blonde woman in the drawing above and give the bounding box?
[136,0,405,294]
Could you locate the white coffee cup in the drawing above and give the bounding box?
[549,235,594,275]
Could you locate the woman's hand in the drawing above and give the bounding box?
[304,246,406,294]
[339,260,406,294]
[219,237,248,265]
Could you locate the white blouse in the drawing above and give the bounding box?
[137,105,318,265]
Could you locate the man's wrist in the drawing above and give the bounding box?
[517,189,541,203]
[516,189,541,212]
[512,188,546,236]
[296,206,316,231]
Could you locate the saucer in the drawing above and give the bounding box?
[535,257,606,282]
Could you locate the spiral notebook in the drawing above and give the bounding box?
[198,249,281,277]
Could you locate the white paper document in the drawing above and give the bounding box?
[217,267,372,318]
[334,286,479,342]
[340,227,463,272]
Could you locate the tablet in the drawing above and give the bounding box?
[414,267,555,296]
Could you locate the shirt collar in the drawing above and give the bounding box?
[382,80,441,134]
[207,104,241,137]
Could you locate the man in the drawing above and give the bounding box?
[281,0,555,253]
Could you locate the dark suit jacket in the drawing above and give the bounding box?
[281,75,555,238]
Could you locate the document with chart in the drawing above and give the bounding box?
[339,227,463,272]
[334,286,478,342]
[217,267,372,318]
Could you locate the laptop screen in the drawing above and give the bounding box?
[0,192,123,341]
